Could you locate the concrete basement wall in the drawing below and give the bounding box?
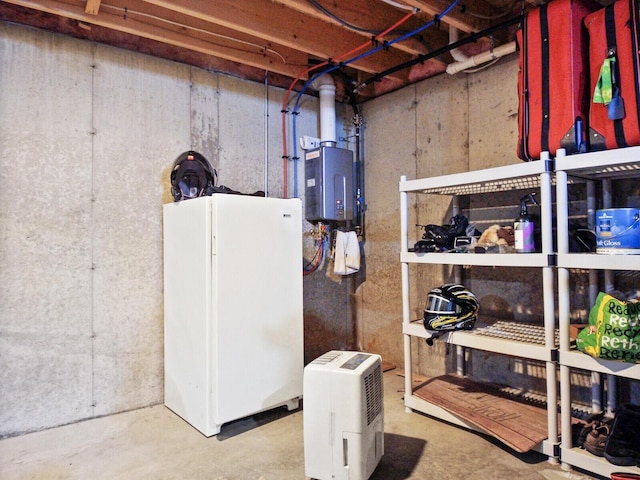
[0,22,356,437]
[359,57,636,406]
[358,57,522,373]
[3,20,606,438]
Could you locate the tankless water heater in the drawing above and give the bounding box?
[305,146,353,222]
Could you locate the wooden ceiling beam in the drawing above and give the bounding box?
[0,0,540,103]
[274,0,431,56]
[85,0,101,15]
[399,0,517,33]
[2,0,310,78]
[140,0,414,80]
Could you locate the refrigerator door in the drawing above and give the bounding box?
[163,197,213,433]
[211,195,303,425]
[163,195,303,436]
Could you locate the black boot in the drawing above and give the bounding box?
[604,403,640,466]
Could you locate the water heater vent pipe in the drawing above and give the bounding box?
[312,74,337,146]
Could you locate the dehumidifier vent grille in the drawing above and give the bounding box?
[364,365,383,425]
[312,351,343,365]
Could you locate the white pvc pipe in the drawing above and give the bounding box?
[312,74,337,145]
[449,27,469,63]
[446,41,517,75]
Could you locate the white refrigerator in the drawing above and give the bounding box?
[163,194,303,436]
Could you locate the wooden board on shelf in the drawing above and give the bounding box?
[413,374,549,453]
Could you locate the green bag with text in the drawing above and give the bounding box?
[576,292,640,363]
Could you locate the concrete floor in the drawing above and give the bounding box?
[0,371,600,480]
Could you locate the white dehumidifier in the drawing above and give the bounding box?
[303,350,384,480]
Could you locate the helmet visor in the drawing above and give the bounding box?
[424,294,458,314]
[177,169,204,199]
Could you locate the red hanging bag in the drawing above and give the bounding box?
[585,0,640,150]
[517,0,599,160]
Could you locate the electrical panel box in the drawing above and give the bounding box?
[305,146,353,222]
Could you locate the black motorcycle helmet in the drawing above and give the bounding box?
[170,151,217,202]
[423,283,479,332]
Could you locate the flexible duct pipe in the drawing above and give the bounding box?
[312,74,337,145]
[446,41,516,75]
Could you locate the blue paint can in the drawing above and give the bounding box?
[595,208,640,254]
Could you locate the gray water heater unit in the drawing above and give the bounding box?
[305,146,353,222]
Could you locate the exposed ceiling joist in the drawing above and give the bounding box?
[3,0,311,78]
[140,0,415,81]
[84,0,100,15]
[273,0,439,57]
[0,0,612,102]
[401,0,519,33]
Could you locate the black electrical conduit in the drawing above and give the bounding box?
[354,14,523,92]
[350,98,365,234]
